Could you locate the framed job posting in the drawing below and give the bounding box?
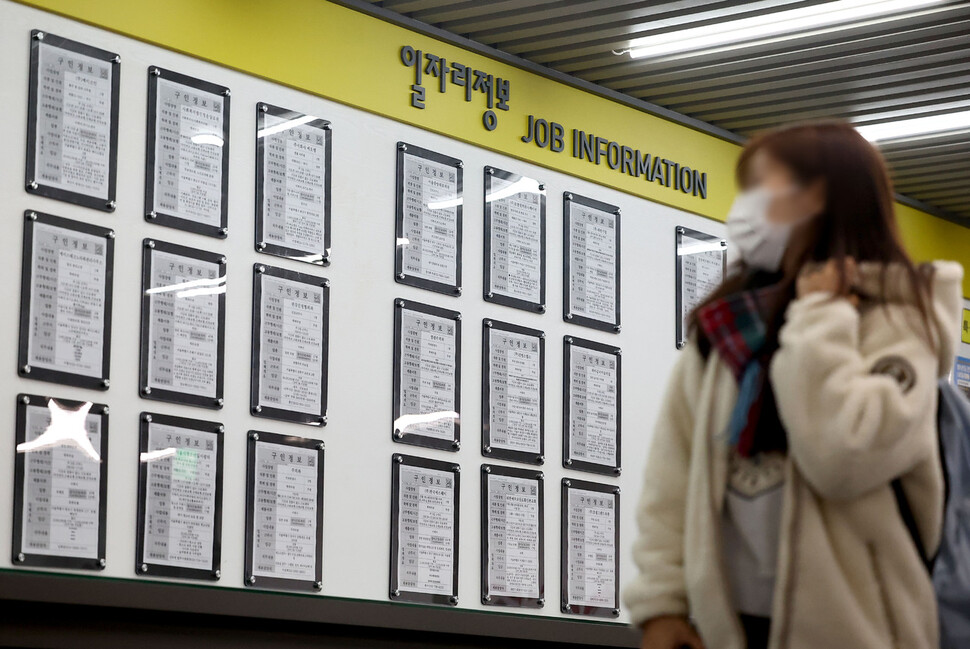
[395,142,463,296]
[244,430,324,592]
[145,67,230,238]
[255,103,332,265]
[481,464,544,609]
[563,193,620,333]
[251,264,330,426]
[483,166,545,313]
[560,478,619,619]
[392,299,461,451]
[389,453,460,606]
[135,412,224,581]
[675,226,725,349]
[562,336,621,476]
[25,30,120,211]
[482,319,544,465]
[139,239,226,409]
[12,394,109,571]
[18,211,114,391]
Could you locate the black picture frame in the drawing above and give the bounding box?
[12,394,109,571]
[392,298,461,452]
[255,103,332,266]
[135,411,224,581]
[560,478,620,619]
[394,142,463,296]
[562,192,621,333]
[145,66,230,239]
[562,336,622,476]
[481,319,545,465]
[139,238,227,409]
[675,225,726,350]
[482,166,546,313]
[480,464,544,609]
[18,210,115,391]
[25,30,120,212]
[244,430,325,592]
[250,264,330,426]
[389,453,460,606]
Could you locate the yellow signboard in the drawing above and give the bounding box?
[962,308,970,344]
[13,0,970,296]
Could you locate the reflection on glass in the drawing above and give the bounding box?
[426,196,463,210]
[189,133,224,147]
[257,115,315,139]
[678,240,724,255]
[17,399,99,462]
[145,248,223,399]
[144,275,227,298]
[485,177,541,203]
[140,447,177,463]
[394,410,460,435]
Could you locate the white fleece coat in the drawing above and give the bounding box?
[623,261,964,649]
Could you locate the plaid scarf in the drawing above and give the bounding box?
[696,284,787,457]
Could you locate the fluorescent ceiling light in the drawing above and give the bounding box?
[627,0,942,59]
[856,111,970,141]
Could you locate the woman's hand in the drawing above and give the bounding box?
[796,257,859,306]
[639,615,705,649]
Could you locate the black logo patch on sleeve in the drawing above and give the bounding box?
[870,355,917,393]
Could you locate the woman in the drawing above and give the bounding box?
[623,122,963,649]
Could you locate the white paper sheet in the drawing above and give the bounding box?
[251,441,319,581]
[34,43,112,199]
[486,474,540,598]
[21,404,102,559]
[487,329,541,454]
[152,78,225,227]
[567,202,617,323]
[568,347,618,467]
[28,222,107,378]
[258,275,325,415]
[396,465,456,595]
[566,488,616,609]
[487,176,542,303]
[679,234,723,339]
[400,154,460,285]
[147,250,222,398]
[142,423,218,570]
[397,309,458,441]
[260,113,327,256]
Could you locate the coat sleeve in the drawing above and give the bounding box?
[770,292,940,501]
[622,342,703,626]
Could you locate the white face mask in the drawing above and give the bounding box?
[726,187,794,273]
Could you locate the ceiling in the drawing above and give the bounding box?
[361,0,970,221]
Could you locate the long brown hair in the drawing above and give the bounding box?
[691,121,935,353]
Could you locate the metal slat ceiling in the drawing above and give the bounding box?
[364,0,970,221]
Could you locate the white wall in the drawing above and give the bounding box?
[0,0,725,624]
